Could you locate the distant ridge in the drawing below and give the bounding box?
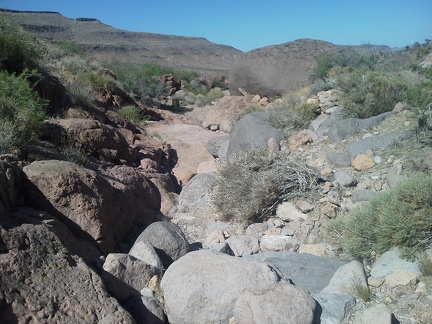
[0,9,242,73]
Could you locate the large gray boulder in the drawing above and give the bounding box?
[177,172,215,213]
[229,39,340,98]
[101,253,160,301]
[328,112,394,143]
[347,133,406,159]
[205,135,230,158]
[160,249,316,324]
[131,221,189,269]
[245,251,348,294]
[227,112,283,157]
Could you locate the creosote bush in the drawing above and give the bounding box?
[326,173,432,262]
[212,150,318,225]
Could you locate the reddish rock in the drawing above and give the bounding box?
[23,160,160,253]
[202,96,250,133]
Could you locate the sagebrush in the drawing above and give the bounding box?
[212,150,318,225]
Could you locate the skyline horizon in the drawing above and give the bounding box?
[0,1,430,52]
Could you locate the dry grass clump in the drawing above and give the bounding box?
[212,149,318,225]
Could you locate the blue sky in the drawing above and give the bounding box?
[0,0,431,52]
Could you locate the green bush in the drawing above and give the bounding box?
[0,18,41,73]
[117,105,146,124]
[212,150,318,225]
[266,92,318,134]
[107,62,168,105]
[333,67,408,118]
[0,70,47,153]
[326,173,432,261]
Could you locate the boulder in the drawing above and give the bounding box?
[328,112,394,143]
[160,250,315,324]
[229,39,340,99]
[129,239,164,269]
[327,152,351,167]
[225,235,260,256]
[54,118,136,164]
[245,251,348,294]
[227,112,283,157]
[352,304,395,324]
[321,260,368,295]
[202,96,249,133]
[124,294,166,324]
[23,161,160,253]
[313,292,356,324]
[131,221,189,269]
[0,211,134,323]
[334,170,357,187]
[347,133,406,159]
[178,172,215,213]
[205,135,230,158]
[370,248,421,278]
[102,253,160,301]
[232,284,316,324]
[352,154,375,171]
[260,235,300,252]
[276,201,308,222]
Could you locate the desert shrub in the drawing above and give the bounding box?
[332,67,408,118]
[206,87,224,102]
[326,173,432,261]
[0,70,47,153]
[266,92,318,134]
[212,150,318,225]
[108,62,168,105]
[418,252,432,277]
[193,87,225,107]
[194,94,209,107]
[0,17,41,73]
[405,79,432,111]
[60,142,88,166]
[65,76,96,108]
[118,105,146,124]
[175,69,199,83]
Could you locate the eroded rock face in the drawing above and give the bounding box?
[0,210,134,323]
[0,160,24,217]
[160,250,315,324]
[53,118,138,165]
[23,160,160,253]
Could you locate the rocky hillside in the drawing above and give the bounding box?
[1,10,431,324]
[0,9,242,73]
